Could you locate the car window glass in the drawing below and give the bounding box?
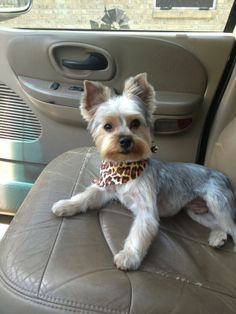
[0,0,235,32]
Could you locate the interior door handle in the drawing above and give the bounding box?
[62,52,108,70]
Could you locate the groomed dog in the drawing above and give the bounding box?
[52,73,236,270]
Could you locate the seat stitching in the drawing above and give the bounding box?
[0,269,127,314]
[0,274,121,314]
[42,295,128,314]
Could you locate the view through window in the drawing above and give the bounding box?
[0,0,234,32]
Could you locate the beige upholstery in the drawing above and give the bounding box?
[208,117,236,194]
[205,65,236,167]
[0,147,236,313]
[204,61,236,222]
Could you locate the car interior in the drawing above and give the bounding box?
[0,0,236,313]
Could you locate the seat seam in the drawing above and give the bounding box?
[98,210,116,256]
[139,269,236,298]
[36,218,64,296]
[72,146,95,196]
[96,213,133,314]
[37,147,91,296]
[47,268,116,294]
[125,273,133,314]
[160,226,234,252]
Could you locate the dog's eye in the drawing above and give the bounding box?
[104,123,113,131]
[130,119,141,129]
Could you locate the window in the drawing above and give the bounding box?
[155,0,216,10]
[0,0,234,32]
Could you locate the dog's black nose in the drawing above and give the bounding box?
[119,136,133,150]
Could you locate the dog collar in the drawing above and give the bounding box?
[94,159,147,187]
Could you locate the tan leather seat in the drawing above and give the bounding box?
[207,117,236,194]
[0,147,236,314]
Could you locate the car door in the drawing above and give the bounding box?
[0,0,235,214]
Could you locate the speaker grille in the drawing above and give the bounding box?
[0,82,41,142]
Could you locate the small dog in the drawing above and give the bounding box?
[52,73,236,270]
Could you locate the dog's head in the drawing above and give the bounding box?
[80,73,156,162]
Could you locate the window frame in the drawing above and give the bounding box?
[224,0,236,31]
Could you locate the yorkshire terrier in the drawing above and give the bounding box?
[52,73,236,270]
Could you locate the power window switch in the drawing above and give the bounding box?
[69,85,84,92]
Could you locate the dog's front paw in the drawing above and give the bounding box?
[114,249,141,270]
[52,199,78,217]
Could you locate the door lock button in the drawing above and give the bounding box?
[50,82,60,90]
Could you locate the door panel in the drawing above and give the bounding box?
[0,29,234,213]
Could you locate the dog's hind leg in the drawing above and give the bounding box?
[202,186,236,250]
[187,175,236,250]
[207,206,236,250]
[186,209,228,248]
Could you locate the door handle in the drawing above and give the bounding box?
[62,52,108,71]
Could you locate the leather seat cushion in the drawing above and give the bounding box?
[0,147,236,314]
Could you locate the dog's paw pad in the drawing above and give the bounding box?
[209,229,227,248]
[51,200,77,217]
[114,249,140,270]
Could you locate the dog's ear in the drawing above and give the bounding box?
[123,73,156,113]
[80,80,112,122]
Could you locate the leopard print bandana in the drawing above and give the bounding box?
[94,160,147,187]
